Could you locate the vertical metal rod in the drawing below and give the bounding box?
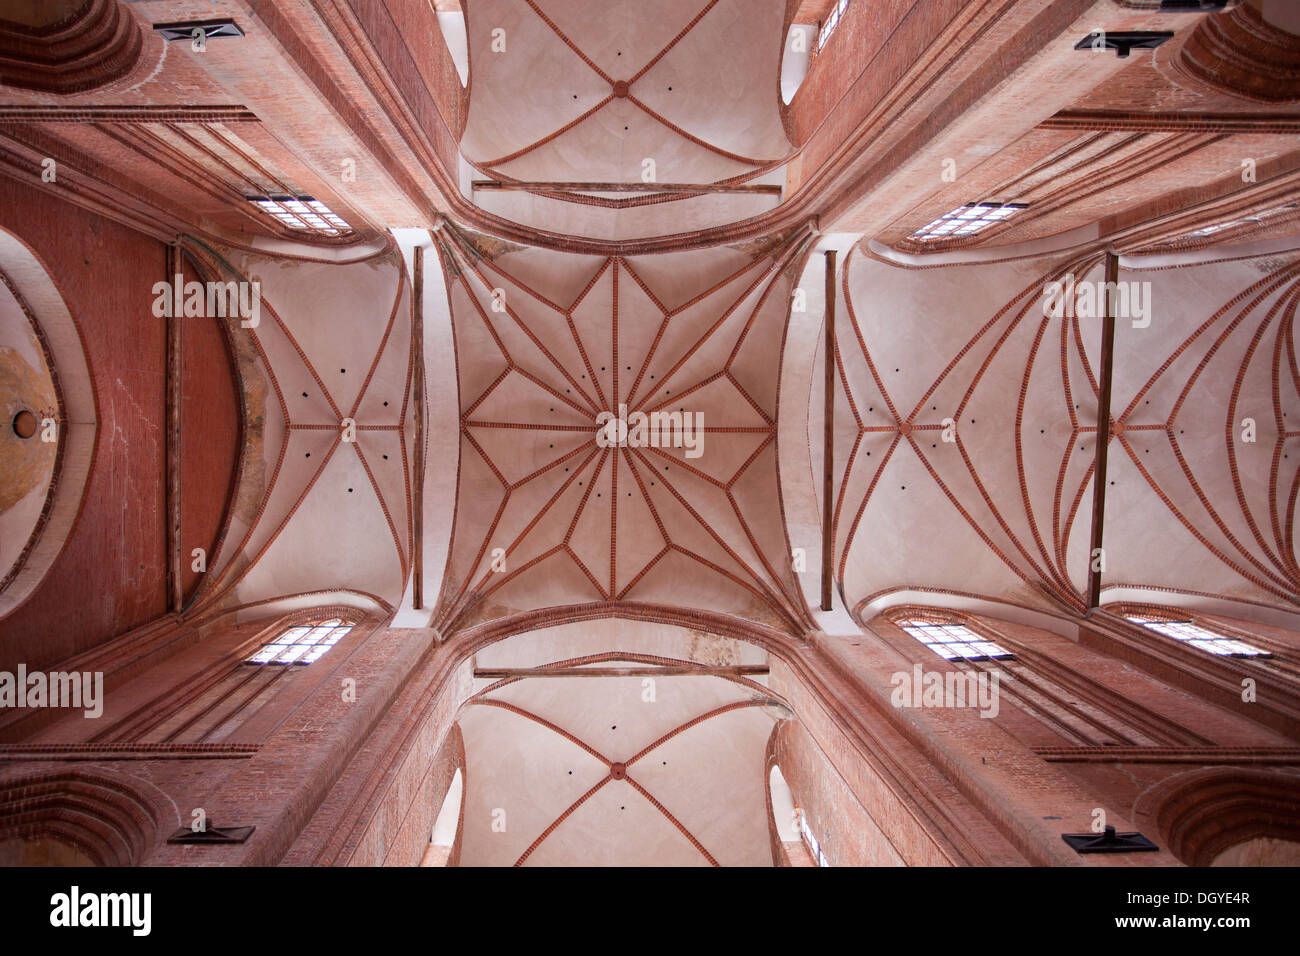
[1086,252,1119,609]
[821,250,837,613]
[166,241,183,612]
[412,246,426,610]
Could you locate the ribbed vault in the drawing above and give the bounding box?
[832,245,1300,620]
[433,223,815,636]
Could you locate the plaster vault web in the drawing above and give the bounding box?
[183,245,418,615]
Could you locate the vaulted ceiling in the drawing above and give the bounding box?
[458,619,780,866]
[433,223,813,634]
[460,0,792,241]
[1,0,1299,655]
[182,243,417,617]
[832,248,1106,617]
[832,245,1300,622]
[1,0,1300,879]
[1104,252,1300,611]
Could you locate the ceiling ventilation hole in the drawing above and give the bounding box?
[153,19,245,44]
[11,410,36,440]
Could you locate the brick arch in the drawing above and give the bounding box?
[872,603,1009,645]
[258,604,364,634]
[1135,767,1300,866]
[872,603,1019,647]
[1172,2,1300,104]
[879,604,971,627]
[0,769,169,866]
[0,0,145,96]
[0,225,95,621]
[1105,600,1294,656]
[763,721,804,866]
[421,723,467,867]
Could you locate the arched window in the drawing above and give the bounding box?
[817,0,850,51]
[1180,201,1298,240]
[422,769,463,867]
[795,807,829,867]
[87,613,362,744]
[895,616,1013,661]
[768,766,829,867]
[247,196,353,238]
[245,618,353,664]
[908,202,1027,242]
[1124,612,1270,659]
[883,607,1222,748]
[434,2,469,87]
[0,227,96,620]
[780,24,817,104]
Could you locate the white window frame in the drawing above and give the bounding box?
[909,202,1027,241]
[898,620,1013,661]
[1126,616,1271,659]
[817,0,850,50]
[246,619,353,665]
[1183,201,1298,239]
[794,808,830,867]
[248,195,352,236]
